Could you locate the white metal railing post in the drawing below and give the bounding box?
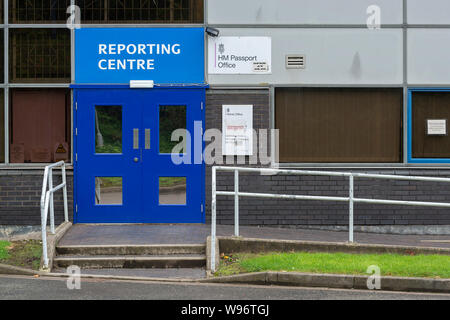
[211,166,217,272]
[40,161,68,270]
[40,200,49,269]
[40,167,49,210]
[41,223,49,269]
[42,191,51,269]
[40,166,49,269]
[234,169,239,237]
[48,168,55,234]
[349,174,354,243]
[62,163,69,222]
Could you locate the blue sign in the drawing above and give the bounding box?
[75,28,205,84]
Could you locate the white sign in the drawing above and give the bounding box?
[209,37,271,74]
[222,105,253,156]
[427,119,447,135]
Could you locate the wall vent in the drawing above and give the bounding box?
[285,54,305,69]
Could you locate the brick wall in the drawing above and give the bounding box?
[0,170,73,226]
[205,89,450,227]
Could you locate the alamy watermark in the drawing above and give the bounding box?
[366,265,381,290]
[66,5,81,30]
[169,125,279,168]
[367,5,381,30]
[66,265,81,290]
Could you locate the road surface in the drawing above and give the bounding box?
[0,275,449,300]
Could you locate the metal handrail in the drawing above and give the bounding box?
[210,166,450,272]
[40,161,69,270]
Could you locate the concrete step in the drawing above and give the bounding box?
[52,268,207,279]
[56,244,206,256]
[54,254,206,269]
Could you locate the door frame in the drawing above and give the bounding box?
[71,84,207,224]
[407,88,450,164]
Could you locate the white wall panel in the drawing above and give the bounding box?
[408,0,450,24]
[408,29,450,84]
[207,29,403,85]
[207,0,403,25]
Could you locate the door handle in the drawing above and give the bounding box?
[133,128,139,149]
[145,129,151,150]
[133,157,139,163]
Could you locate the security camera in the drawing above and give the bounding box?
[206,27,220,37]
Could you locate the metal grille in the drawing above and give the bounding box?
[0,0,3,24]
[10,29,71,83]
[0,32,3,83]
[8,0,203,23]
[285,54,305,69]
[78,0,104,22]
[9,0,72,23]
[0,89,4,163]
[78,0,204,23]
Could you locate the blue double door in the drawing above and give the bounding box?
[74,88,205,223]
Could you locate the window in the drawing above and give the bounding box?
[0,1,3,24]
[10,89,71,163]
[159,105,186,154]
[9,0,71,23]
[276,88,403,163]
[95,105,122,154]
[79,0,204,24]
[0,32,3,83]
[411,91,450,159]
[159,177,186,205]
[9,29,71,83]
[95,177,123,205]
[0,89,4,163]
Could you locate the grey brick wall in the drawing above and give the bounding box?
[0,170,74,226]
[205,89,450,227]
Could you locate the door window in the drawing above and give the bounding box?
[159,177,186,205]
[159,105,186,154]
[95,105,122,154]
[95,177,123,205]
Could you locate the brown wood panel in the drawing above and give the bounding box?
[10,89,70,163]
[412,91,450,158]
[275,88,403,163]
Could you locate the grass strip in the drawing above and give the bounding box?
[216,252,450,279]
[0,241,10,260]
[0,240,42,270]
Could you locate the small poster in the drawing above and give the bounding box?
[222,105,253,156]
[427,119,447,136]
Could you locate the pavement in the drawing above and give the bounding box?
[1,275,449,300]
[49,224,450,287]
[59,224,450,248]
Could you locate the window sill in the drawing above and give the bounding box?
[0,163,74,170]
